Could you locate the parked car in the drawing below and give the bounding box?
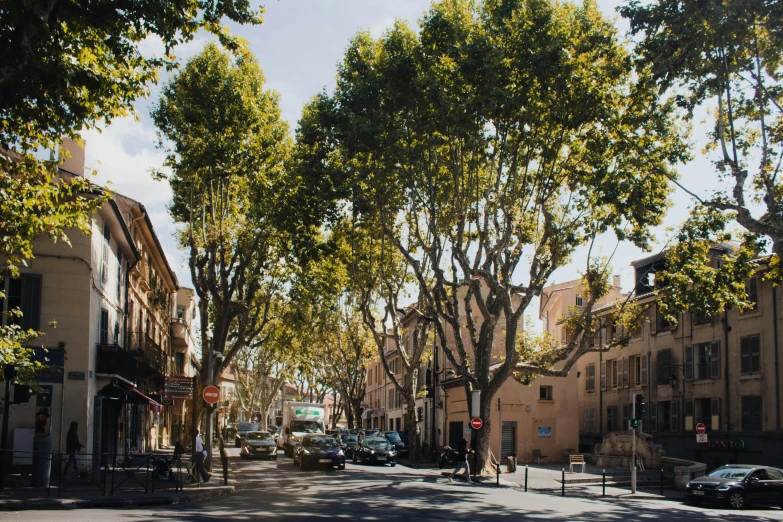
[383,431,409,457]
[340,434,359,459]
[293,434,345,470]
[685,464,783,509]
[241,431,278,459]
[235,422,261,447]
[353,436,398,466]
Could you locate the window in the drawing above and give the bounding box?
[585,407,596,433]
[686,398,720,431]
[694,311,712,325]
[622,403,631,428]
[607,406,619,431]
[740,335,760,374]
[100,308,109,345]
[655,303,673,332]
[609,359,618,389]
[686,342,720,380]
[630,355,643,387]
[101,224,110,284]
[585,363,596,393]
[116,251,122,302]
[2,274,42,330]
[575,295,584,307]
[177,306,185,322]
[741,396,762,431]
[657,350,672,385]
[600,360,606,391]
[175,353,185,375]
[539,385,553,401]
[744,277,759,312]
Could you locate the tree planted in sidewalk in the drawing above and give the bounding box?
[305,0,687,471]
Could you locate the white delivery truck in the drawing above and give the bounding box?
[280,401,326,457]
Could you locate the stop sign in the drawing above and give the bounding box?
[470,417,483,430]
[696,423,707,434]
[203,385,220,405]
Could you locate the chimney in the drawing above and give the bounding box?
[613,274,621,289]
[60,137,86,176]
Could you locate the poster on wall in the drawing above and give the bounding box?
[35,386,53,434]
[537,426,552,439]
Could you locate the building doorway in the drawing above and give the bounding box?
[501,422,517,460]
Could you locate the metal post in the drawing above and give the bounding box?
[430,345,438,463]
[631,395,637,494]
[191,375,197,462]
[524,465,528,492]
[497,397,502,487]
[602,469,606,497]
[205,338,213,472]
[0,364,15,492]
[561,468,565,496]
[660,468,664,496]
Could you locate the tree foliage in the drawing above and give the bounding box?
[621,0,783,304]
[302,0,687,471]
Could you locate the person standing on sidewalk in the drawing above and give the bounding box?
[194,429,210,483]
[63,421,83,477]
[448,438,473,483]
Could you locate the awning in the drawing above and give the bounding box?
[131,388,162,412]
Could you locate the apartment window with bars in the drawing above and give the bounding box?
[575,295,584,307]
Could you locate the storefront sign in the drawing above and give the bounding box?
[68,371,85,380]
[706,439,745,450]
[538,426,552,439]
[165,376,193,398]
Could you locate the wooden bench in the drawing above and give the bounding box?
[532,449,548,464]
[569,454,586,473]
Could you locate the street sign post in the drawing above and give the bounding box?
[470,417,483,430]
[203,385,220,405]
[696,433,708,443]
[696,423,707,434]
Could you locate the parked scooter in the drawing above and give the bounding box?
[438,446,458,469]
[154,456,176,481]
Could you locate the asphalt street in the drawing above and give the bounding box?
[5,450,783,521]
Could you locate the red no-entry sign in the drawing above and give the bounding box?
[203,385,220,405]
[695,423,707,434]
[470,417,483,430]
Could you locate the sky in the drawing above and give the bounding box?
[82,0,720,328]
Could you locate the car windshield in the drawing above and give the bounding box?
[385,432,401,442]
[238,423,259,432]
[291,421,324,434]
[366,438,391,449]
[304,436,338,449]
[246,432,271,441]
[707,467,752,479]
[342,436,357,444]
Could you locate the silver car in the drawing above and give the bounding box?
[241,431,278,459]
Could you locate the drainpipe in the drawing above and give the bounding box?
[723,310,730,433]
[774,285,781,431]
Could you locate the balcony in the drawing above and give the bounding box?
[171,320,189,349]
[96,344,137,385]
[129,331,167,375]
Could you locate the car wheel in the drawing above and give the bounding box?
[728,491,746,509]
[391,463,397,467]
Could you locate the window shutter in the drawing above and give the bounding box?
[671,400,679,433]
[623,356,630,388]
[100,308,109,345]
[622,403,630,428]
[615,359,621,389]
[21,274,42,331]
[741,336,750,373]
[650,401,657,432]
[711,397,721,432]
[600,361,606,391]
[641,354,648,386]
[685,346,694,381]
[650,306,657,334]
[684,400,694,431]
[710,342,721,379]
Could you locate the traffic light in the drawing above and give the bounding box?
[634,394,646,418]
[631,419,640,428]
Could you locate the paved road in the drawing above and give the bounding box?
[6,451,783,521]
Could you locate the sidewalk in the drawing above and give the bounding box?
[0,455,245,511]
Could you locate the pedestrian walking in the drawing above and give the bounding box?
[194,429,210,483]
[63,421,83,477]
[448,438,473,483]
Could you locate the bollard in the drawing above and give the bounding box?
[602,469,606,497]
[561,468,565,497]
[525,465,528,492]
[496,460,500,487]
[660,469,664,496]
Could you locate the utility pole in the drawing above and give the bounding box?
[0,365,16,492]
[631,394,637,494]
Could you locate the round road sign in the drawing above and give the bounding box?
[695,423,707,434]
[470,417,483,430]
[203,385,220,405]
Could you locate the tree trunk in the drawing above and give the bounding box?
[404,393,421,460]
